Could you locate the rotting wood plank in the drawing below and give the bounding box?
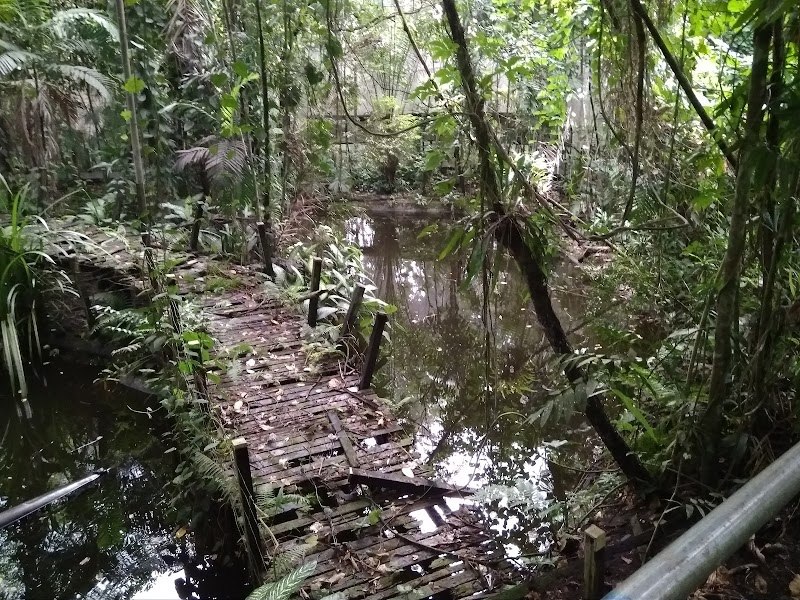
[56,222,510,598]
[348,469,474,498]
[327,410,360,468]
[255,439,415,481]
[269,498,373,535]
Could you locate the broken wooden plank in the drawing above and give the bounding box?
[349,468,476,497]
[327,410,360,468]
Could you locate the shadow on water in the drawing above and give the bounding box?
[328,206,603,550]
[0,363,248,600]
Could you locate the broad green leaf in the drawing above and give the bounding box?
[210,72,228,87]
[232,61,249,79]
[438,228,464,261]
[123,76,145,94]
[423,149,446,172]
[611,389,656,440]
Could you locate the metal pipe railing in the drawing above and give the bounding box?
[0,470,106,529]
[603,440,800,600]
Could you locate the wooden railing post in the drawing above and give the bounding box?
[190,201,203,252]
[70,256,94,328]
[307,257,323,327]
[340,284,365,340]
[584,525,606,600]
[359,311,388,390]
[233,438,264,576]
[256,222,275,278]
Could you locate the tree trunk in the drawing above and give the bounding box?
[701,19,772,479]
[441,0,652,487]
[114,0,148,221]
[255,0,276,277]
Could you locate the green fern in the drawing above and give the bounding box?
[191,451,237,503]
[246,561,317,600]
[256,486,312,518]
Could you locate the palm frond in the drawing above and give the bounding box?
[56,64,111,101]
[206,138,246,182]
[165,0,208,60]
[0,49,37,76]
[45,8,119,42]
[175,145,209,171]
[246,562,316,600]
[58,38,98,57]
[0,39,22,51]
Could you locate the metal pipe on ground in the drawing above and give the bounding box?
[603,440,800,600]
[0,470,107,529]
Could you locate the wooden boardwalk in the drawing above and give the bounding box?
[45,223,512,599]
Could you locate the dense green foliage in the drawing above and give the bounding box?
[2,0,800,589]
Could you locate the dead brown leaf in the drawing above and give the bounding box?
[789,573,800,597]
[754,574,767,594]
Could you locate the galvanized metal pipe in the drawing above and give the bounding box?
[0,470,106,529]
[604,440,800,600]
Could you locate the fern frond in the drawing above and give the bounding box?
[246,561,316,600]
[268,546,312,580]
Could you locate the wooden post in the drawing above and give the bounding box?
[70,256,94,328]
[584,525,606,600]
[307,257,323,327]
[189,201,203,252]
[256,222,276,278]
[143,246,159,292]
[359,311,388,390]
[141,231,152,248]
[233,438,264,576]
[340,284,365,340]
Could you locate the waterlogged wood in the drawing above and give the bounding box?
[349,468,476,497]
[233,438,264,572]
[360,311,388,390]
[45,222,509,600]
[584,525,606,600]
[327,410,360,467]
[307,257,323,327]
[341,284,365,339]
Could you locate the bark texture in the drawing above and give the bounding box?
[701,20,772,478]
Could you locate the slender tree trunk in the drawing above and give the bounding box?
[255,0,275,277]
[701,19,772,479]
[115,0,148,221]
[753,18,785,356]
[441,0,652,487]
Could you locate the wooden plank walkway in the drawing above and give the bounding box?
[43,222,512,598]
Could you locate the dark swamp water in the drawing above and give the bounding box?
[326,205,603,549]
[0,364,248,600]
[1,205,606,598]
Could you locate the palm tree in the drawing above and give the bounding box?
[0,3,117,199]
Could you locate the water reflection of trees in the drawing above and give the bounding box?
[345,213,595,548]
[0,366,179,600]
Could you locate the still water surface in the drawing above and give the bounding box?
[328,207,599,548]
[0,363,232,600]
